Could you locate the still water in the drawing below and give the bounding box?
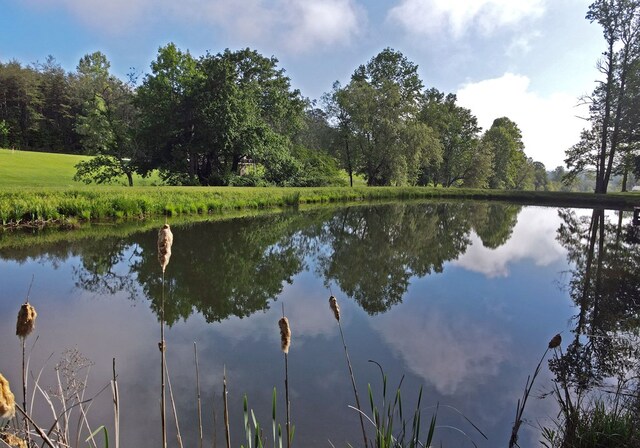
[0,202,636,447]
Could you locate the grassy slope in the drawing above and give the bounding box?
[2,148,640,227]
[0,149,158,187]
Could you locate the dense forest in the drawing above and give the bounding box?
[1,0,639,191]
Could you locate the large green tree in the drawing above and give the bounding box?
[136,44,305,185]
[73,52,139,186]
[330,49,442,186]
[419,89,487,187]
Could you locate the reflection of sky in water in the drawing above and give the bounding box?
[0,204,575,447]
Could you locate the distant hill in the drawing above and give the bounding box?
[0,149,158,187]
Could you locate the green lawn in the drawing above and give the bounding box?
[2,148,640,227]
[0,149,158,187]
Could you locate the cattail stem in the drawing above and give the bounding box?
[284,352,291,448]
[509,346,550,448]
[195,342,203,448]
[223,367,231,448]
[161,271,167,448]
[112,358,120,448]
[338,322,368,448]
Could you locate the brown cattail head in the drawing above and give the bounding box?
[548,333,562,349]
[279,317,291,354]
[158,224,174,273]
[0,373,16,419]
[329,295,340,322]
[1,432,27,448]
[16,302,37,339]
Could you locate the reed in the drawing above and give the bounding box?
[278,314,292,448]
[329,295,368,448]
[15,278,36,447]
[509,333,562,448]
[157,223,173,448]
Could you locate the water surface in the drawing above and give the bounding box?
[0,201,635,447]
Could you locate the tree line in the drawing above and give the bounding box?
[0,45,545,188]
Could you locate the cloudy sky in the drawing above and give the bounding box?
[1,0,603,168]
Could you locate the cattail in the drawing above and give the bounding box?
[329,295,340,322]
[548,333,562,349]
[158,224,174,273]
[0,373,15,419]
[279,317,291,354]
[16,302,37,339]
[1,433,27,448]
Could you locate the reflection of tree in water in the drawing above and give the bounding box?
[552,208,640,389]
[3,202,522,322]
[128,213,323,324]
[317,202,521,314]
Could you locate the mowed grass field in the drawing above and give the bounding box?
[0,148,158,187]
[2,148,640,226]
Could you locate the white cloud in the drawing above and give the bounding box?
[29,0,363,53]
[452,207,566,277]
[388,0,546,38]
[456,73,588,169]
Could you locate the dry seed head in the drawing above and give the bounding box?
[158,224,174,272]
[329,295,340,322]
[16,302,37,339]
[279,317,291,354]
[548,333,562,349]
[0,373,15,419]
[1,432,27,448]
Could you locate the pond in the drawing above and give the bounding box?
[0,201,638,447]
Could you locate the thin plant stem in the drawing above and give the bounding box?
[112,358,120,448]
[284,352,291,448]
[195,342,203,448]
[223,367,231,448]
[338,321,368,448]
[166,358,184,448]
[14,403,56,448]
[161,270,167,448]
[509,347,550,448]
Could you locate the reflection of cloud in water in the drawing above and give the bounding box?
[209,273,340,346]
[375,308,508,395]
[453,207,565,277]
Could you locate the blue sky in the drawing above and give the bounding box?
[1,0,603,168]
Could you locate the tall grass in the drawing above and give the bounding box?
[2,186,640,227]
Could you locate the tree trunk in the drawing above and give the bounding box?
[597,40,615,194]
[126,171,133,187]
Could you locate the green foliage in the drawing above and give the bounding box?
[419,88,484,187]
[136,44,305,186]
[329,49,443,187]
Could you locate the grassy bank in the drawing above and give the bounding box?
[2,186,640,227]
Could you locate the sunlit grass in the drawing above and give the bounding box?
[0,148,160,187]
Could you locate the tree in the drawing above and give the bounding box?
[73,52,139,186]
[574,0,640,193]
[419,89,486,187]
[482,117,527,189]
[532,161,548,191]
[136,44,305,185]
[330,49,442,186]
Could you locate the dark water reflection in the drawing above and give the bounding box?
[0,202,636,447]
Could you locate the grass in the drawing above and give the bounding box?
[0,148,159,187]
[3,148,640,228]
[2,186,640,228]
